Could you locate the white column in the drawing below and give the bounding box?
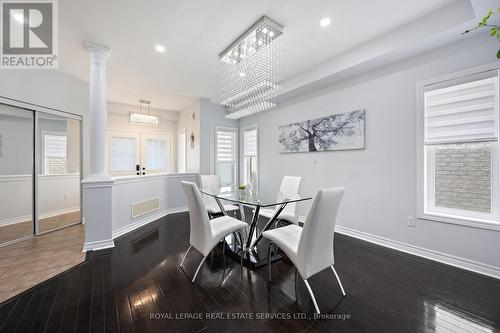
[82,42,114,251]
[84,42,110,180]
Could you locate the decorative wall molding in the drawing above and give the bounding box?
[0,173,80,182]
[0,206,80,227]
[82,238,115,252]
[113,173,199,185]
[112,206,188,240]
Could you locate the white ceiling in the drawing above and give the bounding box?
[58,0,457,111]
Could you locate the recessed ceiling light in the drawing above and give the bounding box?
[155,44,166,53]
[320,17,331,27]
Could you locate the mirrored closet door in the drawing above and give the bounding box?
[0,102,82,245]
[0,105,34,244]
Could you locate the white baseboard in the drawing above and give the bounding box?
[0,206,80,227]
[112,206,188,239]
[83,239,114,252]
[334,224,500,280]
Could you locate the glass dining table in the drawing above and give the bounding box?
[200,187,312,268]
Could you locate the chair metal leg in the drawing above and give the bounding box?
[180,245,192,268]
[192,256,207,283]
[304,279,321,314]
[331,265,346,296]
[222,241,226,270]
[235,231,244,271]
[267,242,273,282]
[294,268,299,302]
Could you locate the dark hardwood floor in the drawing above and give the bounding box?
[1,212,499,332]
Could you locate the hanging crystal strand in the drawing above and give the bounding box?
[221,20,282,119]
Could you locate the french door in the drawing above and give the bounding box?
[0,101,82,245]
[107,131,172,177]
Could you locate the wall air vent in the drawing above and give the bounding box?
[131,198,160,219]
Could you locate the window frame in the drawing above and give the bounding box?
[416,63,500,231]
[177,128,187,173]
[242,124,259,194]
[41,130,67,175]
[215,126,238,190]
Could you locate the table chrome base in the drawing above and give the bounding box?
[223,234,282,269]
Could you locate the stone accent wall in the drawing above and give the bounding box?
[434,143,491,213]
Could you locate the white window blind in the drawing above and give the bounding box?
[177,129,187,173]
[216,127,237,188]
[243,127,258,189]
[44,134,67,174]
[44,134,67,157]
[424,76,499,144]
[244,129,257,157]
[111,137,136,171]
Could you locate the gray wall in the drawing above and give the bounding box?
[238,33,500,271]
[199,98,238,175]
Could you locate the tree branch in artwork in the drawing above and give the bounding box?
[279,110,365,152]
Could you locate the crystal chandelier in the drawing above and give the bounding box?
[220,16,283,119]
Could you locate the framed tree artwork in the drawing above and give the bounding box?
[278,110,365,153]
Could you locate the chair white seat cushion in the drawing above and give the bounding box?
[206,204,239,214]
[259,208,298,224]
[207,216,247,254]
[262,224,302,260]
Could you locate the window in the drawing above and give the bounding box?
[111,137,136,171]
[43,133,67,174]
[243,126,258,191]
[178,129,187,173]
[215,127,237,191]
[419,68,499,226]
[142,134,171,173]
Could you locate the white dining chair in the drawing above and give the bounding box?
[262,187,345,314]
[180,181,247,283]
[258,176,302,225]
[200,175,239,217]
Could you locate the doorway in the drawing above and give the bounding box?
[0,101,82,245]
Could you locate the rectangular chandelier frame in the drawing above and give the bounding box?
[219,15,283,63]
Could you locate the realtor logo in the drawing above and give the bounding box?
[1,0,58,69]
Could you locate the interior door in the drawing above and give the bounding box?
[0,104,34,244]
[140,133,172,174]
[36,112,81,234]
[107,131,141,177]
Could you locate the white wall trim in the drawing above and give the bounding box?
[83,238,115,252]
[0,173,80,182]
[112,172,198,185]
[112,206,188,239]
[0,206,80,227]
[298,215,500,279]
[334,224,500,280]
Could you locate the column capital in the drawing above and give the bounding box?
[84,41,111,64]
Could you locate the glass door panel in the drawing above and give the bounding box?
[37,113,81,233]
[140,133,172,174]
[0,105,34,244]
[107,131,140,176]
